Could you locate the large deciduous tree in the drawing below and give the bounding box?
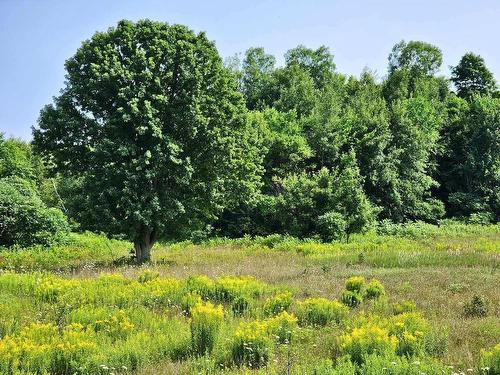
[33,20,263,262]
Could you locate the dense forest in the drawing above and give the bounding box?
[1,20,499,261]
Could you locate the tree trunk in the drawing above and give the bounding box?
[134,229,156,263]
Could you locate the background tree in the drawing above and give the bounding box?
[440,96,500,221]
[0,135,69,247]
[241,47,276,110]
[33,20,264,262]
[451,52,498,100]
[284,45,336,89]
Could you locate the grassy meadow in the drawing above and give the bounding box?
[0,222,498,374]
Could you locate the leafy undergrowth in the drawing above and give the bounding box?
[0,271,497,374]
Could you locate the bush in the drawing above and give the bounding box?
[338,325,397,365]
[263,291,293,316]
[265,311,298,344]
[365,280,385,299]
[345,276,365,293]
[317,211,347,242]
[480,343,500,375]
[295,297,348,326]
[341,290,363,308]
[190,302,224,355]
[464,295,488,317]
[232,320,272,368]
[0,177,69,247]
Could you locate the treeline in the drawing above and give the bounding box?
[1,20,498,255]
[215,41,500,239]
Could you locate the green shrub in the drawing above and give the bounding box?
[317,211,347,242]
[231,320,272,368]
[345,276,365,293]
[263,291,293,316]
[480,343,500,375]
[341,290,363,308]
[0,177,69,247]
[338,325,397,365]
[464,294,488,317]
[295,297,348,326]
[190,302,224,355]
[365,280,385,299]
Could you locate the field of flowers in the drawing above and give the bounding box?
[0,222,498,374]
[0,270,498,374]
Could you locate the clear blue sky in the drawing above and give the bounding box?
[1,0,499,140]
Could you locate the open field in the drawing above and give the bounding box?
[0,223,499,374]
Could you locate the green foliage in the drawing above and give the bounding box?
[345,276,365,293]
[388,40,443,77]
[241,47,276,110]
[341,291,363,308]
[190,302,224,355]
[33,20,264,262]
[451,53,498,100]
[388,312,429,357]
[274,160,375,241]
[0,176,69,247]
[263,291,294,316]
[360,354,449,374]
[365,280,386,299]
[440,96,500,221]
[393,300,417,315]
[480,343,500,375]
[464,295,489,318]
[231,320,272,368]
[338,325,397,365]
[265,311,298,344]
[295,297,348,326]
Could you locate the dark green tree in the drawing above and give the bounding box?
[451,53,498,100]
[440,96,500,221]
[33,20,264,262]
